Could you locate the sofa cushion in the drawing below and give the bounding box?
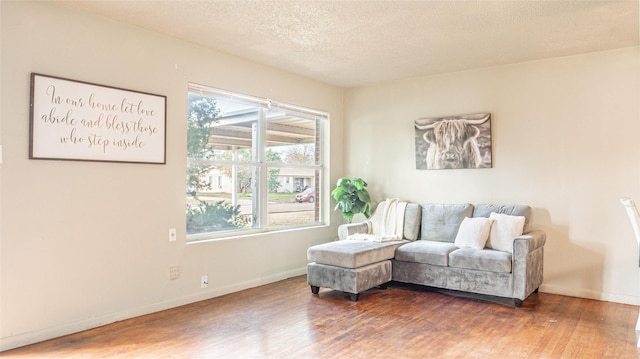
[454,217,493,250]
[486,212,525,253]
[307,240,408,269]
[394,240,458,266]
[473,204,532,233]
[448,247,512,273]
[421,203,474,242]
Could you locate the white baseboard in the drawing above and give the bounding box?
[0,267,307,352]
[540,284,640,306]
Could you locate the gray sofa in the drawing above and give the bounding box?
[308,202,546,307]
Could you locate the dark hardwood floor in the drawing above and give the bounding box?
[2,275,639,358]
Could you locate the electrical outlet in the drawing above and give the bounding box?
[169,228,177,242]
[169,266,180,280]
[201,275,208,289]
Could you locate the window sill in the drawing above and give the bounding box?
[186,223,330,244]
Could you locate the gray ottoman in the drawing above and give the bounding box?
[306,239,407,301]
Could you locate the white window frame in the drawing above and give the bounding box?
[187,83,328,242]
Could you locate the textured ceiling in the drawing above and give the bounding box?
[55,0,639,88]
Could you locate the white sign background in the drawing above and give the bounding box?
[30,73,166,164]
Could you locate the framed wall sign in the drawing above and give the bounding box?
[29,73,167,164]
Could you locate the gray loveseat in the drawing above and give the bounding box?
[308,202,546,306]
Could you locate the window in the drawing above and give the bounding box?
[186,84,327,240]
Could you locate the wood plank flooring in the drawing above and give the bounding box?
[2,275,639,358]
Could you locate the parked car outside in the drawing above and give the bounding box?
[295,187,315,203]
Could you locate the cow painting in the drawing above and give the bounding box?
[414,113,492,170]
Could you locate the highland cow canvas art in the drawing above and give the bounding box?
[414,113,492,170]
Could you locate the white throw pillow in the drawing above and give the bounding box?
[454,217,493,250]
[486,212,526,253]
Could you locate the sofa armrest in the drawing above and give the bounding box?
[513,230,546,254]
[338,222,369,241]
[512,229,546,301]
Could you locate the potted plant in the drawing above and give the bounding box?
[330,177,371,222]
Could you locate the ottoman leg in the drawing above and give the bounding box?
[349,293,359,302]
[379,282,388,290]
[310,285,319,294]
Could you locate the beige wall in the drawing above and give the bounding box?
[0,2,343,350]
[345,47,640,305]
[2,0,639,352]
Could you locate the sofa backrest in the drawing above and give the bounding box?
[372,202,532,242]
[420,203,474,242]
[472,204,533,233]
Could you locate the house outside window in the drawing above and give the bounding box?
[186,84,327,241]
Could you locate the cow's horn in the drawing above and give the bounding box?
[415,118,437,130]
[415,123,435,130]
[465,114,490,125]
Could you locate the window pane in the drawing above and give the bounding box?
[265,114,318,165]
[186,165,258,235]
[233,164,260,229]
[209,98,259,162]
[267,167,320,228]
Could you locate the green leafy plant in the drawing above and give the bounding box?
[186,200,244,234]
[330,177,371,222]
